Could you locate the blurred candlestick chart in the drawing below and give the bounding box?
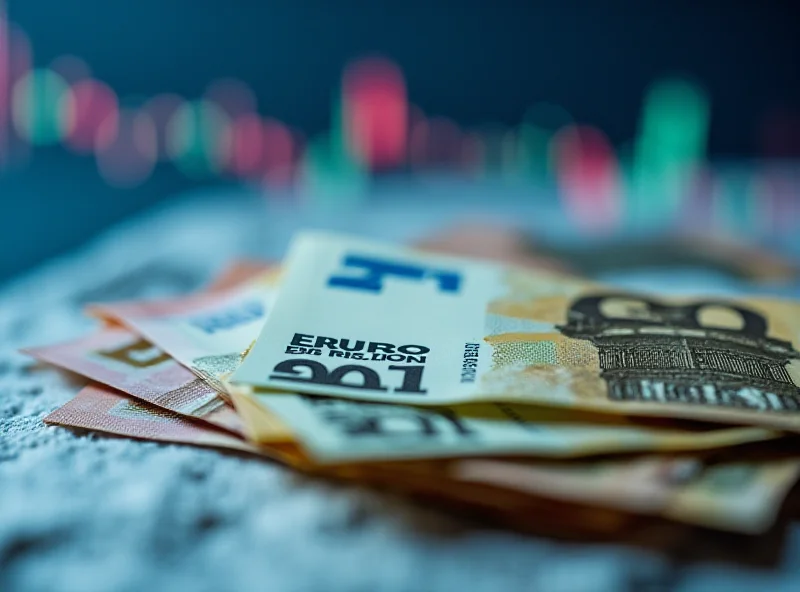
[0,0,797,238]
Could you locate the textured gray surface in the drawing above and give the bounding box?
[2,186,800,592]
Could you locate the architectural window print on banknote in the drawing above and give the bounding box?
[486,290,800,414]
[557,294,800,412]
[481,266,800,429]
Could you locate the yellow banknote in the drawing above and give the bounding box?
[229,387,296,447]
[231,231,800,432]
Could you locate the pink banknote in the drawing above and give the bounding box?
[45,384,258,453]
[24,327,244,435]
[86,269,279,395]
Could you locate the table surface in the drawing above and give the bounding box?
[2,186,800,592]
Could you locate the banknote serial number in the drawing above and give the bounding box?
[461,343,480,383]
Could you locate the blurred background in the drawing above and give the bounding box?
[0,0,798,281]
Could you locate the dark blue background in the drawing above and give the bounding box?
[1,0,798,281]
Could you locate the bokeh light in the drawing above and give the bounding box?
[228,113,264,178]
[407,106,428,170]
[423,116,463,170]
[0,0,9,160]
[141,93,184,161]
[477,124,509,175]
[166,99,230,177]
[62,78,119,153]
[302,129,367,206]
[637,79,709,169]
[262,118,295,187]
[95,108,157,187]
[7,23,30,84]
[204,78,257,120]
[519,103,572,182]
[678,166,716,231]
[49,54,91,86]
[759,168,798,234]
[2,23,32,164]
[0,6,795,241]
[11,68,69,145]
[553,125,621,232]
[343,57,407,169]
[631,78,709,224]
[714,171,755,235]
[459,132,485,175]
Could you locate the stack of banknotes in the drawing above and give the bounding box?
[23,228,800,538]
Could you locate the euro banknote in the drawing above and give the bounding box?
[234,390,779,463]
[44,386,797,535]
[446,454,800,534]
[88,268,279,394]
[340,453,800,535]
[229,387,297,449]
[24,327,246,435]
[43,385,639,537]
[44,383,259,454]
[231,231,800,432]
